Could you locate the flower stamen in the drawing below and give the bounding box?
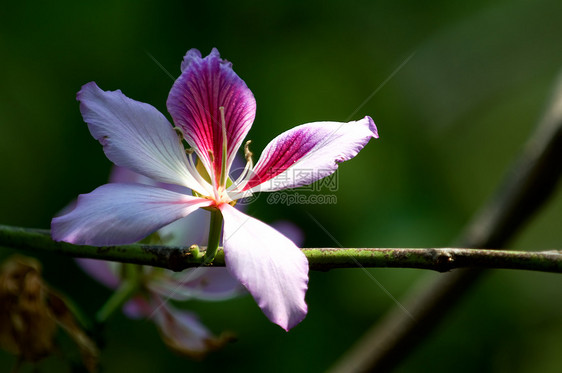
[219,106,228,190]
[228,140,255,197]
[244,140,253,164]
[204,149,220,199]
[185,153,214,197]
[173,126,185,142]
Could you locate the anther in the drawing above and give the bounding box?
[174,127,185,142]
[244,140,253,162]
[208,150,215,163]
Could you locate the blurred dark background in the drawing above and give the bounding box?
[1,0,561,371]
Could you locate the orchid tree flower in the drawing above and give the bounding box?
[74,166,303,358]
[75,166,304,356]
[52,48,378,331]
[76,166,242,357]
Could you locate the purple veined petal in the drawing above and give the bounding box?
[167,48,256,187]
[78,82,209,195]
[180,49,202,72]
[148,267,244,302]
[51,183,212,246]
[75,258,122,289]
[241,116,378,192]
[219,203,309,331]
[151,296,229,358]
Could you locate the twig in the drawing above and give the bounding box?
[0,225,561,273]
[328,68,562,372]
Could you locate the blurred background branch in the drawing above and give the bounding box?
[329,66,562,373]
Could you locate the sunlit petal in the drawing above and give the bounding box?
[51,183,211,246]
[78,82,208,194]
[219,204,308,331]
[241,116,377,192]
[152,297,230,358]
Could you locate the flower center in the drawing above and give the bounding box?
[184,107,256,205]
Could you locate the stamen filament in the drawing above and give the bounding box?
[244,140,253,162]
[185,153,214,197]
[219,106,228,190]
[203,150,220,200]
[174,126,185,144]
[232,170,255,194]
[229,140,254,191]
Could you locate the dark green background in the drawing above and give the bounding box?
[1,0,561,371]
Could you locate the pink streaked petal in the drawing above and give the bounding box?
[242,116,378,192]
[78,82,207,194]
[51,183,212,246]
[152,297,229,358]
[148,267,244,302]
[75,258,121,289]
[167,48,256,186]
[219,204,308,331]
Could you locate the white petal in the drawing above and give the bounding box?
[148,267,244,301]
[75,258,121,289]
[152,298,227,358]
[219,203,308,330]
[78,82,208,194]
[51,183,211,246]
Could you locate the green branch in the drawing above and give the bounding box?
[1,225,560,273]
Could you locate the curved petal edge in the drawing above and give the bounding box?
[51,183,212,246]
[219,203,308,331]
[167,48,256,186]
[243,116,378,192]
[78,82,206,194]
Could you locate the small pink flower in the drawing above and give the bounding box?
[79,257,239,358]
[52,48,378,330]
